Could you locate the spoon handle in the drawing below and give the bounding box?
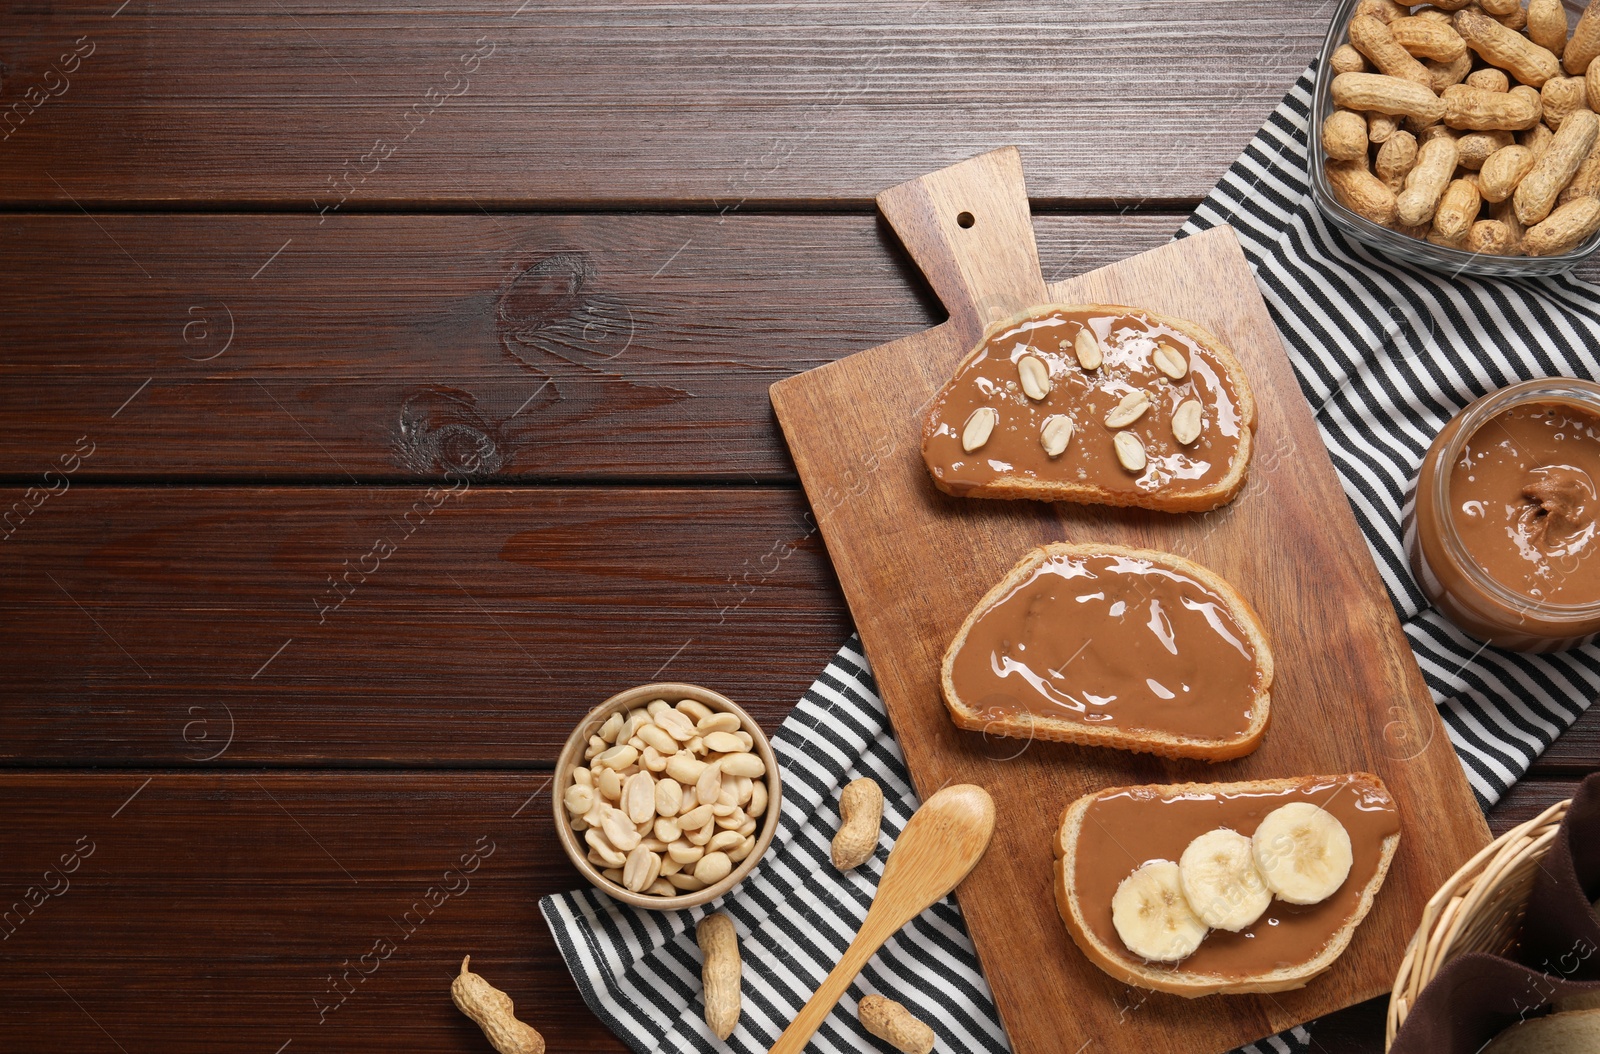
[766,910,896,1054]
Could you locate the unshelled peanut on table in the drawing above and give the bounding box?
[1323,0,1600,256]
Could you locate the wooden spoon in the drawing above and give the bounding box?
[767,783,996,1054]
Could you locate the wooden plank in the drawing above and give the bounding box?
[0,486,845,764]
[0,213,1178,482]
[0,772,625,1054]
[771,152,1489,1054]
[0,773,1573,1054]
[0,1,1323,208]
[1528,707,1600,777]
[1490,775,1584,825]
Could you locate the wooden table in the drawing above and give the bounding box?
[0,4,1593,1051]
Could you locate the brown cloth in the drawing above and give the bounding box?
[1389,771,1600,1054]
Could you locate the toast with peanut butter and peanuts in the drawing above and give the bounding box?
[922,304,1257,511]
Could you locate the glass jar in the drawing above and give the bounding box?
[1309,0,1600,277]
[1406,378,1600,652]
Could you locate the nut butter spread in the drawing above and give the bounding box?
[947,551,1262,741]
[923,306,1247,498]
[1074,777,1399,977]
[1451,402,1600,605]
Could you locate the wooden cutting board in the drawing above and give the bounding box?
[769,147,1490,1054]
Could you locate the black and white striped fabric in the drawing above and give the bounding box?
[541,60,1600,1054]
[540,637,1312,1054]
[1180,64,1600,808]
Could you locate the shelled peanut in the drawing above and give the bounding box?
[1323,0,1600,256]
[563,698,771,898]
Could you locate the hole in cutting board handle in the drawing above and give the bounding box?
[956,211,975,229]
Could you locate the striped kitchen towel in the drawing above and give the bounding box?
[540,636,1312,1054]
[541,58,1600,1054]
[1180,64,1600,807]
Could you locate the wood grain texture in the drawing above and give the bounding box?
[0,7,1594,1052]
[771,152,1490,1054]
[0,773,1572,1054]
[0,1,1322,208]
[0,213,1178,482]
[1486,775,1584,824]
[874,148,1048,332]
[0,772,626,1054]
[1529,716,1600,776]
[0,486,842,764]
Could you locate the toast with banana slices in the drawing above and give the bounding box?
[1054,773,1400,996]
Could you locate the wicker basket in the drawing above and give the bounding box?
[1386,798,1572,1049]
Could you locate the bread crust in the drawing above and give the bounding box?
[940,543,1273,761]
[1053,773,1401,997]
[923,303,1258,511]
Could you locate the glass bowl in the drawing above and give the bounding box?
[1308,0,1600,276]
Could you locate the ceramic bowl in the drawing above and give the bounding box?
[552,682,782,910]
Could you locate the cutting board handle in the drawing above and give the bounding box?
[875,146,1049,337]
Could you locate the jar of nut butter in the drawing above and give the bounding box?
[1407,379,1600,653]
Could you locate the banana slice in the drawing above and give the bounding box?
[1251,802,1353,905]
[1111,860,1208,962]
[1178,828,1272,932]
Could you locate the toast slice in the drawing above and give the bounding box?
[1054,773,1401,997]
[921,303,1257,511]
[940,543,1273,761]
[1483,1009,1600,1051]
